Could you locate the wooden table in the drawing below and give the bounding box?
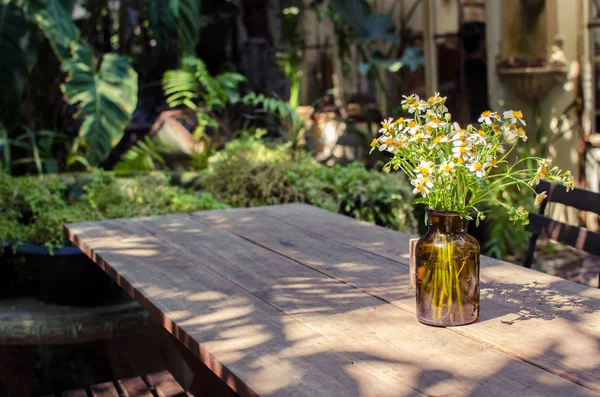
[66,204,600,397]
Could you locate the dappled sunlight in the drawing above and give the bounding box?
[64,204,600,396]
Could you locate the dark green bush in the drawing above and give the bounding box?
[0,172,228,249]
[200,137,417,232]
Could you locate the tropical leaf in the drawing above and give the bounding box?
[163,57,244,111]
[147,0,177,48]
[0,1,39,127]
[114,136,170,173]
[170,0,202,55]
[26,0,79,59]
[62,42,138,165]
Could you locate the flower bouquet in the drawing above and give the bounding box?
[370,93,573,326]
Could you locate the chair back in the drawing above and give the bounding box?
[523,180,600,269]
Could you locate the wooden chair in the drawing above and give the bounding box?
[523,180,600,287]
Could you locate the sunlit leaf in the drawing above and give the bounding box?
[62,42,138,165]
[26,0,79,59]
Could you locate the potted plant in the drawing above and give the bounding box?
[370,93,573,326]
[0,172,227,305]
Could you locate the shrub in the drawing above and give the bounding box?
[0,172,228,249]
[199,137,417,232]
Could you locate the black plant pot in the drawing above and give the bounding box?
[16,244,120,306]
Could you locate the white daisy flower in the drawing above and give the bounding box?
[407,99,428,114]
[403,120,420,135]
[416,160,434,177]
[377,135,396,153]
[378,117,394,134]
[516,127,527,141]
[439,160,455,175]
[452,142,472,162]
[503,110,526,126]
[478,110,499,125]
[534,191,547,206]
[468,160,488,178]
[502,123,519,141]
[486,155,499,168]
[427,117,445,129]
[411,174,434,197]
[428,134,449,149]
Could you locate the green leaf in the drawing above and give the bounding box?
[62,42,138,165]
[0,2,39,127]
[26,0,79,59]
[171,0,202,55]
[147,0,177,48]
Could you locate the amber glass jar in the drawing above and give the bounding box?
[415,209,480,326]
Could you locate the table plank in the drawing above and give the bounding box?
[192,204,600,392]
[66,219,425,397]
[67,213,600,397]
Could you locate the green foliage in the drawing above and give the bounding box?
[61,42,139,165]
[25,0,79,59]
[0,171,228,249]
[147,0,177,48]
[114,136,171,174]
[171,0,203,55]
[0,1,39,127]
[163,57,246,111]
[199,137,416,231]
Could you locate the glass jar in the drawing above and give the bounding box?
[415,209,480,326]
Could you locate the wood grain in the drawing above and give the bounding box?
[66,208,600,397]
[66,219,424,397]
[193,204,600,392]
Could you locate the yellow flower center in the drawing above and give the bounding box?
[459,135,467,141]
[431,118,441,124]
[383,122,390,129]
[459,147,467,154]
[478,129,486,137]
[517,128,526,136]
[481,110,491,117]
[567,181,574,188]
[493,124,499,131]
[416,183,425,192]
[433,136,442,144]
[423,176,430,183]
[535,195,545,204]
[394,140,403,147]
[541,166,548,174]
[510,124,516,130]
[491,158,498,166]
[412,102,419,108]
[396,117,404,124]
[443,165,452,172]
[418,167,430,176]
[385,138,393,146]
[408,121,416,128]
[370,138,377,147]
[457,158,465,164]
[425,125,433,132]
[470,146,477,154]
[473,162,483,171]
[514,111,523,119]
